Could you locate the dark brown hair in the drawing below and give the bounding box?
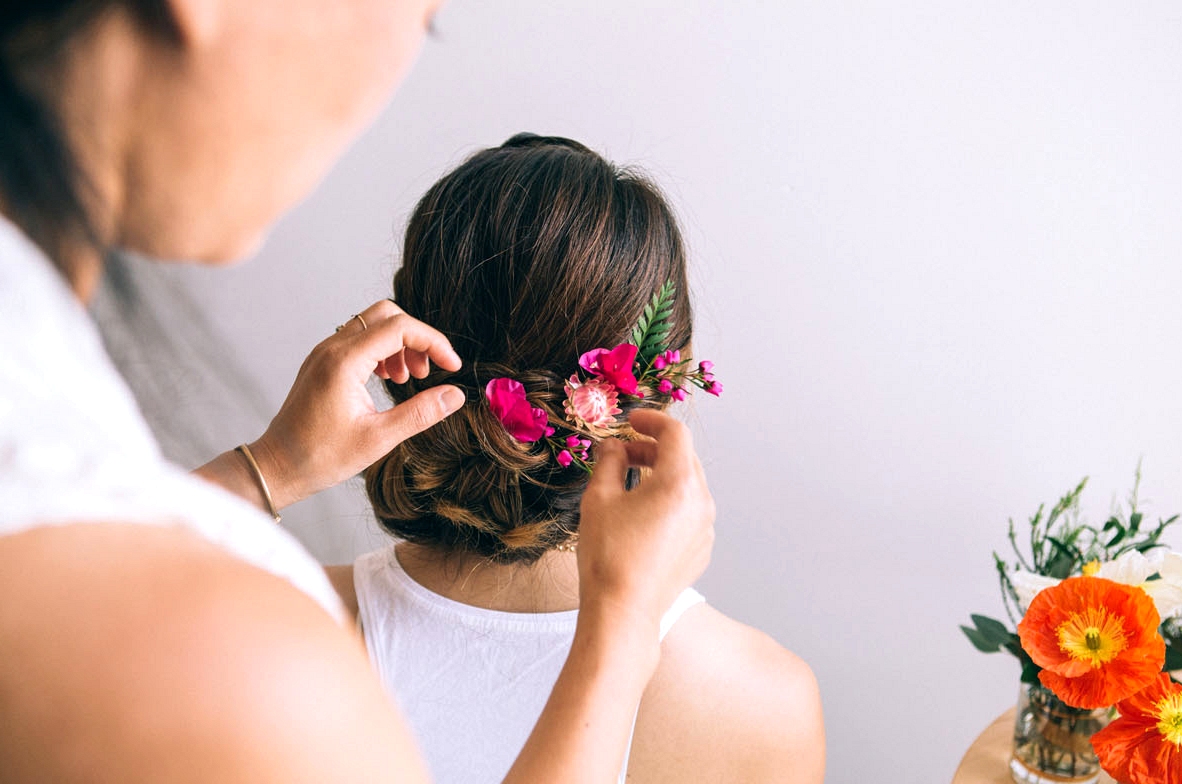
[365,133,692,564]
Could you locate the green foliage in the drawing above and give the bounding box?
[959,614,1040,684]
[1165,642,1182,672]
[630,280,677,366]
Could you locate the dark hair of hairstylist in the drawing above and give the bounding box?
[0,3,715,783]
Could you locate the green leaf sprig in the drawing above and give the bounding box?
[631,280,677,366]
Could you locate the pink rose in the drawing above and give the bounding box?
[485,377,549,443]
[577,343,640,396]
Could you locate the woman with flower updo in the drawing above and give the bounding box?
[323,134,825,784]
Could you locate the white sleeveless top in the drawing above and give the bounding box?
[354,544,705,784]
[0,216,344,622]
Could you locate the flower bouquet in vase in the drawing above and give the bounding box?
[962,470,1182,784]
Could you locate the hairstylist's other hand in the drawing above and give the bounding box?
[251,300,464,509]
[577,410,715,638]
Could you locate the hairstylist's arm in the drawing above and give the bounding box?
[503,410,715,784]
[194,300,465,513]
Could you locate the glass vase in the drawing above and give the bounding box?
[1010,682,1112,784]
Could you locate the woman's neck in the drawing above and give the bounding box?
[394,541,581,613]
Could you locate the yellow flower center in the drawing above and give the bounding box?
[1082,560,1101,577]
[1157,694,1182,746]
[1056,606,1128,668]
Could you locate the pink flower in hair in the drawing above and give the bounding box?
[578,344,640,395]
[557,450,574,468]
[485,378,549,443]
[564,376,622,431]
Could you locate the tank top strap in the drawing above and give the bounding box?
[659,587,705,640]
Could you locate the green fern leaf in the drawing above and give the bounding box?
[631,280,678,366]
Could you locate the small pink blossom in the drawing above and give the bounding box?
[578,344,639,395]
[485,377,549,443]
[557,450,574,468]
[564,376,622,430]
[565,435,582,449]
[706,381,723,397]
[698,360,714,373]
[653,355,668,370]
[671,387,687,402]
[658,378,674,394]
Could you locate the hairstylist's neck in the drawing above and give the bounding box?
[43,7,142,301]
[395,541,581,614]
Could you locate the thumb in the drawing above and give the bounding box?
[372,385,465,451]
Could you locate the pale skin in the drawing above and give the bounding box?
[1,1,717,782]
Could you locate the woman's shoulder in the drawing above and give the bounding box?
[0,521,427,783]
[629,603,825,784]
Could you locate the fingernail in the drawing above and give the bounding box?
[439,385,465,413]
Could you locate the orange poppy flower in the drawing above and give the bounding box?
[1017,576,1164,709]
[1092,673,1182,784]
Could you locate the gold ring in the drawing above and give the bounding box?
[353,313,368,330]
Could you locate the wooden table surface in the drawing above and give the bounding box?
[952,708,1117,784]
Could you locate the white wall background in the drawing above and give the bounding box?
[166,2,1182,781]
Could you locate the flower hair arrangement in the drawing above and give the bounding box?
[484,281,720,472]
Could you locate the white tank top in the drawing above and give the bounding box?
[354,544,704,784]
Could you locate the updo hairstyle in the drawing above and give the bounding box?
[365,133,693,564]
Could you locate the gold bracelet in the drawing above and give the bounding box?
[235,443,281,523]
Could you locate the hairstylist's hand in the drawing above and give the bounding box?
[577,409,715,638]
[247,299,464,509]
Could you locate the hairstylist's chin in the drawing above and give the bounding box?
[123,223,271,267]
[197,230,269,266]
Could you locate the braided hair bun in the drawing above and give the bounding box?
[365,134,692,564]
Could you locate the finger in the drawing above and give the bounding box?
[358,298,405,322]
[586,439,629,495]
[333,313,368,338]
[353,313,462,375]
[370,385,465,451]
[383,353,410,385]
[620,440,659,468]
[404,348,431,379]
[627,410,692,470]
